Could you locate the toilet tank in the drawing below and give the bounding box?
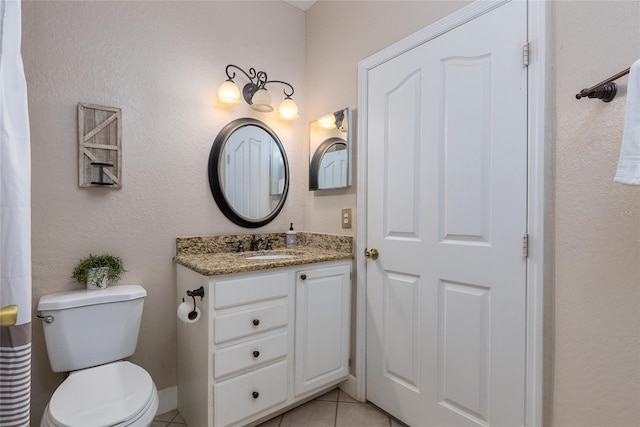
[37,285,147,373]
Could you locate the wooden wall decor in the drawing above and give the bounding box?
[78,103,122,188]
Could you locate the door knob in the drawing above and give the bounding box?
[0,305,18,327]
[364,248,379,260]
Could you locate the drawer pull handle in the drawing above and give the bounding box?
[300,274,307,280]
[253,350,260,358]
[252,319,260,326]
[252,391,259,399]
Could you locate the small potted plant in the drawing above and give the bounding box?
[72,253,126,290]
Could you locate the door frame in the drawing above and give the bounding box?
[350,1,548,426]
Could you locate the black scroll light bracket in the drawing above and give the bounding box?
[183,286,205,321]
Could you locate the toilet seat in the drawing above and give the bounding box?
[44,361,158,427]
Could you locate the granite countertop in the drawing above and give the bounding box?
[174,232,353,276]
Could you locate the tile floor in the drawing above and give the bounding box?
[151,409,187,426]
[151,388,406,427]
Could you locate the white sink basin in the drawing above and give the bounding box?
[246,254,298,260]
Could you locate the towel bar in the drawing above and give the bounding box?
[576,67,631,102]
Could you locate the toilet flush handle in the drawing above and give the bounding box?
[36,314,54,324]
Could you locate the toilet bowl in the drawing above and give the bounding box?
[40,361,158,427]
[37,285,158,427]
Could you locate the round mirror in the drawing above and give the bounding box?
[208,118,289,228]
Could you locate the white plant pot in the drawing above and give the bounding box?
[86,267,109,290]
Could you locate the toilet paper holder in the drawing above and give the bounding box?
[183,286,205,320]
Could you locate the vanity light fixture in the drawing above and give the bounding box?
[318,113,336,129]
[317,109,346,131]
[217,64,299,120]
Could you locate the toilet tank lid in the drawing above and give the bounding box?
[37,285,146,311]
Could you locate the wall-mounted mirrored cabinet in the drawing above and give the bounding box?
[309,107,352,191]
[208,118,289,228]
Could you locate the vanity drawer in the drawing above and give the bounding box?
[213,272,289,309]
[214,332,288,379]
[214,360,288,427]
[214,301,288,344]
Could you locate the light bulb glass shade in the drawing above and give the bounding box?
[218,80,241,104]
[250,88,274,112]
[278,98,299,120]
[318,113,336,129]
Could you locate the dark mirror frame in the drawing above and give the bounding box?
[309,137,347,191]
[208,118,290,228]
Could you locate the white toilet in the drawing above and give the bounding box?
[37,285,159,427]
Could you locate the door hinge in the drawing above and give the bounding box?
[523,43,530,67]
[522,233,529,259]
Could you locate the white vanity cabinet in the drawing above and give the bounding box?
[176,259,351,427]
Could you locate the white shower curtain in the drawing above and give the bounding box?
[0,0,32,426]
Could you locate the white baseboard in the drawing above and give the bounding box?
[156,385,178,416]
[339,374,363,402]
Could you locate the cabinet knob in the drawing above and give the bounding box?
[253,350,260,358]
[300,274,307,280]
[252,319,260,326]
[252,391,259,399]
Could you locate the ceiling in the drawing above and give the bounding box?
[283,0,317,11]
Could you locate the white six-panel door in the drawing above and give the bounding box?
[318,149,348,189]
[223,127,271,218]
[365,2,528,426]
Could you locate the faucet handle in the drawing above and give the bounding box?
[265,237,278,250]
[226,240,245,253]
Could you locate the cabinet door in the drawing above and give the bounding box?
[295,263,351,396]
